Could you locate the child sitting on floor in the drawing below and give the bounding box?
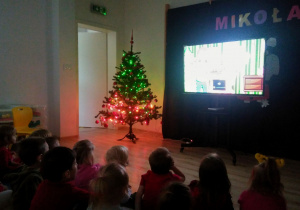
[29,128,52,138]
[10,141,21,164]
[105,145,132,206]
[45,136,60,150]
[88,162,129,210]
[6,137,49,210]
[157,181,192,210]
[188,153,233,210]
[73,139,102,190]
[238,157,286,210]
[0,182,12,210]
[135,147,185,210]
[105,145,129,167]
[30,147,90,210]
[0,125,23,180]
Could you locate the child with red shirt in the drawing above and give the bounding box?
[238,157,286,210]
[30,147,90,210]
[135,147,185,210]
[0,125,23,180]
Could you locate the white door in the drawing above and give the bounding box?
[78,29,107,127]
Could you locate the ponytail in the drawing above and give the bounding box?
[250,157,283,195]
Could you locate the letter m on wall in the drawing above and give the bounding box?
[216,16,228,30]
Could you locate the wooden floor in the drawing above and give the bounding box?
[60,127,300,210]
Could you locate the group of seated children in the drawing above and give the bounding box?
[0,124,287,210]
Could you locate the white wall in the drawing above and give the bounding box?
[0,0,207,136]
[75,0,125,63]
[0,0,48,106]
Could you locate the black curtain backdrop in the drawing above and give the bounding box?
[163,0,300,160]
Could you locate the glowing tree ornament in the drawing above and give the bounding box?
[95,32,162,143]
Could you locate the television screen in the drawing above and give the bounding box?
[184,38,266,95]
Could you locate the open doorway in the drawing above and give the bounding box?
[78,24,116,128]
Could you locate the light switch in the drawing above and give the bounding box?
[63,64,72,70]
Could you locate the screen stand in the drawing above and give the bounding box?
[180,96,236,165]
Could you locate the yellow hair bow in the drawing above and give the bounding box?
[255,153,285,168]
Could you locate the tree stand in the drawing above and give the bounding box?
[118,123,138,143]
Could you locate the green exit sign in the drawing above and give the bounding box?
[91,4,107,16]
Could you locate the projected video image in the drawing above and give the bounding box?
[184,38,266,95]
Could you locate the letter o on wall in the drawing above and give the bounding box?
[254,10,267,24]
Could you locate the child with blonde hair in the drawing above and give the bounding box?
[135,147,185,210]
[73,139,102,190]
[105,145,129,167]
[238,157,286,210]
[105,145,132,207]
[88,162,129,210]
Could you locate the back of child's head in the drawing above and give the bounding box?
[73,139,94,165]
[0,125,16,146]
[149,147,173,174]
[45,136,60,150]
[41,146,76,182]
[18,137,49,166]
[157,181,192,210]
[105,145,129,167]
[29,128,52,138]
[90,162,129,207]
[198,153,231,194]
[250,157,283,195]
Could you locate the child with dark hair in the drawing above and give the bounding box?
[189,153,233,210]
[0,125,23,179]
[73,140,102,190]
[135,147,185,210]
[238,157,286,210]
[29,128,52,138]
[88,162,129,210]
[157,181,192,210]
[45,136,60,150]
[30,146,90,210]
[5,137,49,210]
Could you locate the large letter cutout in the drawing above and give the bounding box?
[254,10,267,24]
[287,5,300,20]
[216,16,228,30]
[272,8,282,23]
[239,13,252,27]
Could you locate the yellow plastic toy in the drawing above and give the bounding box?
[255,153,285,168]
[12,106,38,137]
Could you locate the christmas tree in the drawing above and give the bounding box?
[95,33,162,143]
